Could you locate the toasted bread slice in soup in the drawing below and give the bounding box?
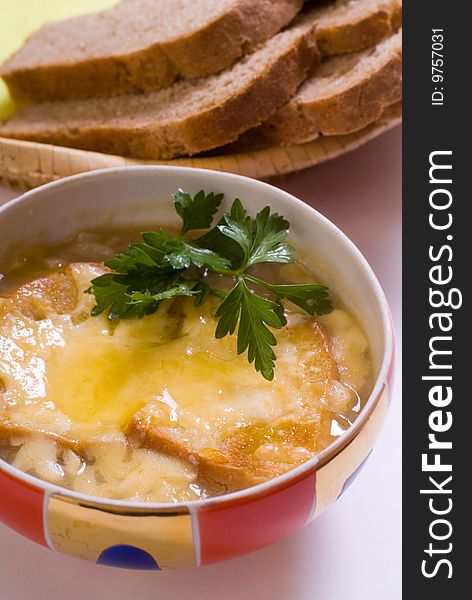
[0,0,304,102]
[0,263,369,495]
[127,316,340,494]
[0,264,108,449]
[0,12,319,159]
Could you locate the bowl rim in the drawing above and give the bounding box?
[0,166,394,512]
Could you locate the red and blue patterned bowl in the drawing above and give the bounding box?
[0,167,394,570]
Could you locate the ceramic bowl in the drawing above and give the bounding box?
[0,167,394,570]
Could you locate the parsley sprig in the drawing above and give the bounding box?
[87,189,332,380]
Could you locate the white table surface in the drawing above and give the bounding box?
[0,127,402,600]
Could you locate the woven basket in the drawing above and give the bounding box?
[0,116,400,190]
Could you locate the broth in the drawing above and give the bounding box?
[0,227,372,502]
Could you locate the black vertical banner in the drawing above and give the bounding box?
[403,2,468,597]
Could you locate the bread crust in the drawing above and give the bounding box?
[0,0,304,102]
[230,30,402,149]
[0,20,320,159]
[127,416,291,493]
[316,0,402,56]
[378,99,402,122]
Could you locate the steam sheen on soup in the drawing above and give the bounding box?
[0,228,371,503]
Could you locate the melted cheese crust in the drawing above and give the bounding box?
[0,263,371,502]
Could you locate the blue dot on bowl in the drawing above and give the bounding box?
[97,545,161,570]
[337,450,373,499]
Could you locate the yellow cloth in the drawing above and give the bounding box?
[0,0,118,119]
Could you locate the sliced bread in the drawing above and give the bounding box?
[378,99,402,122]
[0,13,319,159]
[0,0,304,102]
[229,30,402,149]
[313,0,402,55]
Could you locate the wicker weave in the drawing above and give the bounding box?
[0,116,400,189]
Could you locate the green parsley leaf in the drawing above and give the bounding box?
[192,280,212,307]
[87,188,334,380]
[88,262,183,320]
[215,279,285,381]
[142,230,231,271]
[172,245,231,271]
[195,198,248,268]
[116,264,179,295]
[88,274,128,316]
[87,273,159,320]
[270,283,332,315]
[218,215,252,267]
[104,243,164,272]
[203,200,294,271]
[246,276,333,316]
[128,281,200,309]
[248,206,294,267]
[173,189,224,234]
